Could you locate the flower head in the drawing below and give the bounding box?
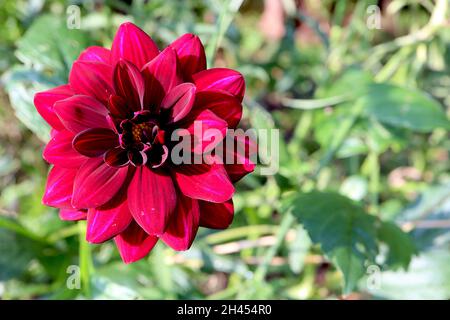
[34,22,255,263]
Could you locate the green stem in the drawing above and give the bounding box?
[368,150,380,215]
[205,225,279,245]
[205,0,243,67]
[252,213,295,283]
[315,102,364,178]
[78,221,93,298]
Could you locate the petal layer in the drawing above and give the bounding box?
[69,61,114,103]
[86,200,133,244]
[114,221,158,264]
[111,22,159,69]
[43,130,86,168]
[72,158,128,208]
[173,163,234,203]
[199,200,234,229]
[142,47,181,110]
[42,166,77,209]
[34,85,73,130]
[54,95,110,133]
[161,193,200,251]
[169,34,206,80]
[127,167,177,236]
[73,128,119,157]
[193,68,245,102]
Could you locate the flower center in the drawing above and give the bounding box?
[115,110,167,167]
[131,122,153,144]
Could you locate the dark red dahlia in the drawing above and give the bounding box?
[34,22,255,263]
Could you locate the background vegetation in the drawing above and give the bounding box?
[0,0,449,299]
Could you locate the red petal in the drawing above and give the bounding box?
[169,34,206,80]
[104,146,130,167]
[34,85,73,130]
[114,221,158,264]
[222,134,257,182]
[113,60,145,111]
[142,47,181,110]
[108,95,132,119]
[78,46,111,63]
[43,166,77,209]
[127,166,177,236]
[59,209,87,221]
[193,68,245,102]
[199,200,234,229]
[72,158,128,208]
[185,109,227,154]
[43,130,87,168]
[54,95,110,133]
[161,83,196,123]
[111,22,159,69]
[161,193,200,250]
[69,61,114,103]
[173,163,234,203]
[193,90,242,128]
[86,200,133,244]
[73,128,119,157]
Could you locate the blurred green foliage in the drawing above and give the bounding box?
[0,0,449,299]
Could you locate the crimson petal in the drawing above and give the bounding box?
[161,193,200,251]
[43,130,87,168]
[193,68,245,102]
[161,83,196,123]
[86,200,133,244]
[223,134,257,182]
[169,34,206,80]
[113,60,145,111]
[72,158,128,208]
[114,221,158,264]
[111,22,159,69]
[108,95,132,119]
[128,166,177,235]
[185,109,228,154]
[193,90,242,128]
[73,128,119,158]
[69,61,114,103]
[42,166,77,209]
[199,200,234,229]
[104,147,130,167]
[142,47,181,110]
[59,209,87,221]
[54,95,110,133]
[78,46,111,63]
[34,85,73,130]
[173,163,234,203]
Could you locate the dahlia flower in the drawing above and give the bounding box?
[34,22,255,263]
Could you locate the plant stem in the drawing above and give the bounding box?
[78,221,93,298]
[368,150,380,215]
[252,213,295,283]
[205,0,243,67]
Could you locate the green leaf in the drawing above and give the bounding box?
[16,15,90,76]
[377,221,416,270]
[361,83,450,132]
[282,191,378,294]
[0,228,36,280]
[2,67,58,141]
[317,68,373,99]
